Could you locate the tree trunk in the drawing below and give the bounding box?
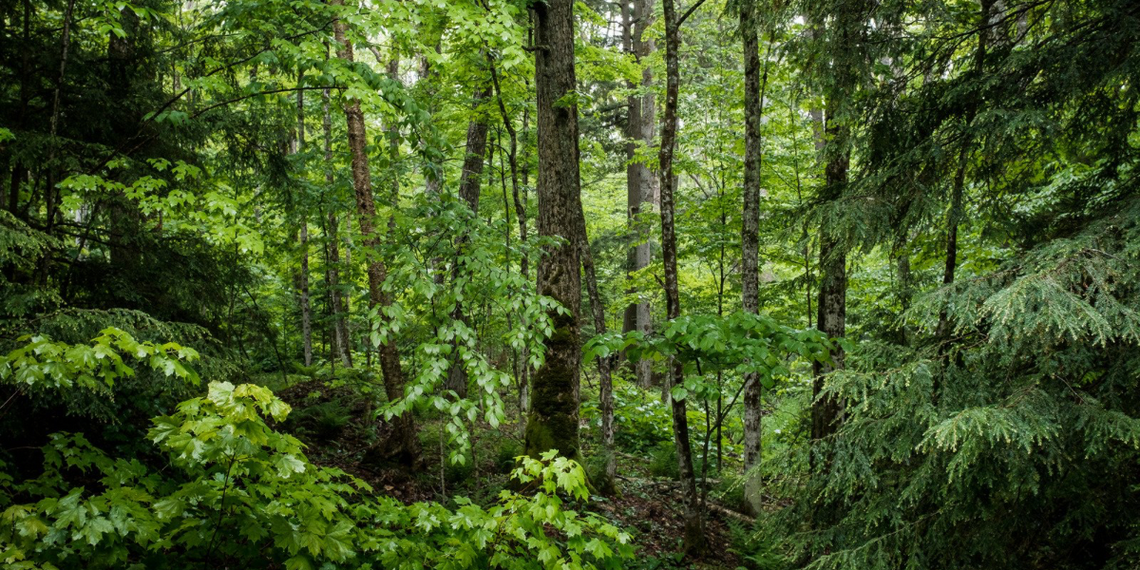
[446,88,491,399]
[659,0,706,555]
[8,166,23,216]
[740,0,771,517]
[623,0,657,389]
[323,76,352,368]
[809,7,855,457]
[331,3,420,468]
[937,0,990,343]
[524,0,583,463]
[577,204,616,495]
[489,61,531,413]
[621,0,640,338]
[810,124,848,446]
[297,71,313,368]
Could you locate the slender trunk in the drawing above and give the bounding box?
[13,0,30,217]
[297,71,313,367]
[418,46,446,285]
[497,128,520,406]
[896,245,913,346]
[810,94,848,448]
[447,88,491,399]
[659,0,705,555]
[810,206,847,446]
[332,4,420,467]
[624,0,642,332]
[740,5,774,516]
[936,150,965,343]
[621,0,640,336]
[937,0,990,342]
[489,61,531,413]
[0,166,7,214]
[577,205,616,494]
[48,0,75,154]
[738,0,766,515]
[810,112,848,447]
[809,9,854,454]
[323,76,352,367]
[8,166,23,216]
[524,0,583,463]
[40,0,75,284]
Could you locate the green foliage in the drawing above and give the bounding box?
[0,211,61,317]
[0,380,635,569]
[1,327,199,393]
[3,0,1138,565]
[586,311,834,403]
[284,399,353,441]
[374,193,559,464]
[495,438,524,473]
[584,384,675,454]
[647,442,679,480]
[764,203,1140,569]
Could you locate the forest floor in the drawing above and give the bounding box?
[275,377,751,569]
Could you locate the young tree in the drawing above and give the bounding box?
[331,0,421,468]
[296,73,313,368]
[322,80,353,368]
[658,0,708,555]
[445,87,491,399]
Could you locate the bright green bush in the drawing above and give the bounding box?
[0,380,634,569]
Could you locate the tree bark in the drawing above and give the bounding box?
[297,71,313,368]
[323,74,352,368]
[659,0,706,555]
[740,1,771,517]
[524,0,584,463]
[39,0,75,285]
[331,3,420,468]
[622,0,657,389]
[810,181,847,446]
[809,7,853,455]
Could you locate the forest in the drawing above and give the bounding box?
[1,0,1138,567]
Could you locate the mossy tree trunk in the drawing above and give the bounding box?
[524,0,583,463]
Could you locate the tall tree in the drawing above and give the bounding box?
[322,74,352,368]
[489,58,531,413]
[809,3,857,449]
[331,0,421,468]
[523,0,584,461]
[658,0,707,555]
[622,0,657,388]
[739,0,771,515]
[296,72,313,368]
[576,201,616,494]
[937,0,992,343]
